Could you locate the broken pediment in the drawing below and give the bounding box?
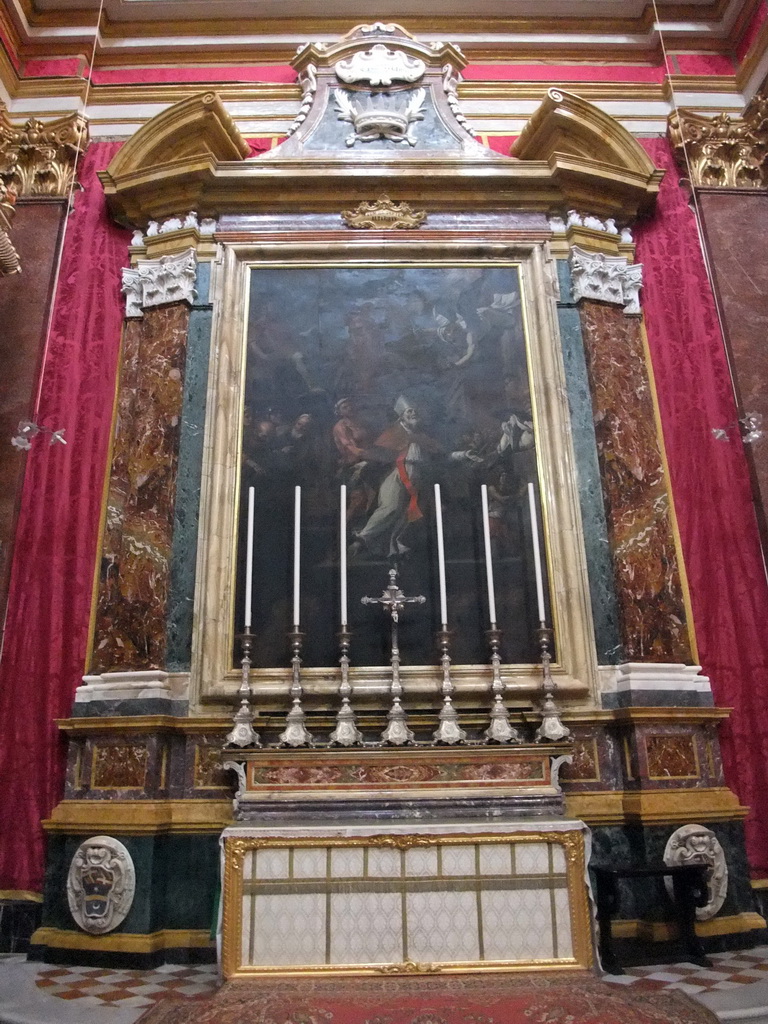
[98,25,663,226]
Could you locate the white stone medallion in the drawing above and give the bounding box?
[663,823,728,920]
[67,835,136,934]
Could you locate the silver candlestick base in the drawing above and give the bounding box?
[278,628,314,747]
[483,626,521,744]
[225,630,261,748]
[329,627,363,746]
[534,623,572,743]
[433,628,466,745]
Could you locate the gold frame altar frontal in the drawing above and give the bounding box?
[191,239,598,713]
[221,829,594,977]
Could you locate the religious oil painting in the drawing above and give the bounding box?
[234,264,553,670]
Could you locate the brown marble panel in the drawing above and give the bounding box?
[0,199,65,634]
[578,300,691,662]
[698,192,768,547]
[92,303,190,671]
[560,736,601,783]
[91,742,149,789]
[644,733,699,779]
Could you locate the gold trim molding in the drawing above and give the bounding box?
[565,786,748,825]
[668,88,768,189]
[612,912,766,941]
[0,102,88,197]
[192,245,598,711]
[43,798,233,833]
[30,926,214,953]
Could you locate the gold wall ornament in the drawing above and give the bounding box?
[341,195,427,229]
[376,960,442,974]
[0,104,89,197]
[0,182,20,275]
[668,93,768,189]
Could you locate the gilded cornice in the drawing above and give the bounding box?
[668,88,768,187]
[0,102,88,196]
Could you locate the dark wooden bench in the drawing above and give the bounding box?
[592,863,710,975]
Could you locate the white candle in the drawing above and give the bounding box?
[244,486,255,629]
[434,483,448,627]
[480,484,497,626]
[340,484,347,627]
[527,481,546,624]
[293,485,301,629]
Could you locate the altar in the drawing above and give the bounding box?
[220,820,593,976]
[26,18,762,973]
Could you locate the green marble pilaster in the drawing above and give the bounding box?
[166,262,213,672]
[556,259,623,664]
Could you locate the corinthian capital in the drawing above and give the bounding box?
[569,246,643,315]
[121,248,197,318]
[0,103,89,197]
[668,92,768,189]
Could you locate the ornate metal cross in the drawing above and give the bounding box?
[362,567,425,744]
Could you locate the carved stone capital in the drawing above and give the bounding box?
[569,245,643,315]
[122,247,197,318]
[668,91,768,188]
[0,102,89,197]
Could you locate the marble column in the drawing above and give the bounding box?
[571,246,692,664]
[90,248,197,676]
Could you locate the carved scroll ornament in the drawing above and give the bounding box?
[335,44,426,87]
[0,103,89,197]
[668,92,768,189]
[341,195,427,229]
[0,182,20,276]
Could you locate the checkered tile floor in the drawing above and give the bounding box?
[604,945,768,995]
[34,962,219,1011]
[29,946,768,1010]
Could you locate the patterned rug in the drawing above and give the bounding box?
[135,971,719,1024]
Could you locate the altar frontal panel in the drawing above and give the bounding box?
[222,825,593,976]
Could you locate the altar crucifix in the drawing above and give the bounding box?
[361,568,425,745]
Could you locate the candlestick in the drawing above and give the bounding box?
[432,628,466,745]
[224,629,261,748]
[434,482,448,627]
[480,484,497,626]
[527,481,546,623]
[483,626,520,744]
[244,486,255,629]
[278,628,314,747]
[534,624,571,743]
[293,485,301,629]
[340,484,348,627]
[329,627,363,746]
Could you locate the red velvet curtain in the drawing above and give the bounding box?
[0,142,129,897]
[636,138,768,874]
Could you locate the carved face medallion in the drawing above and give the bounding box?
[67,836,136,934]
[663,823,728,921]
